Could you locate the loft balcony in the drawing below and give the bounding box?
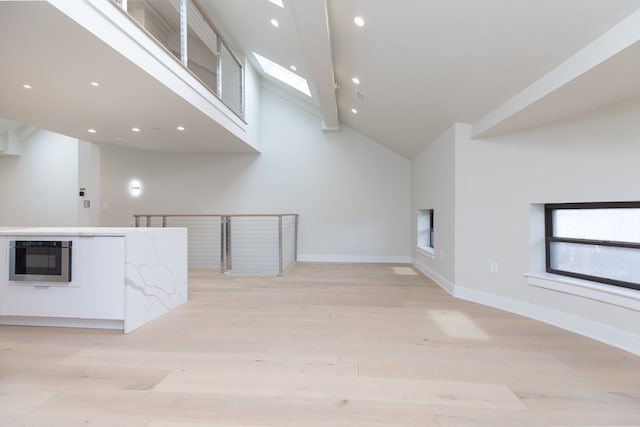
[0,0,258,153]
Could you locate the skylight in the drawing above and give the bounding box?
[253,53,311,97]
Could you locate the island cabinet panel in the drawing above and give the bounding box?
[3,285,82,317]
[0,227,187,332]
[0,236,125,319]
[77,236,126,320]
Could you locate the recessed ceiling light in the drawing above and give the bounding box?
[115,137,125,142]
[90,82,100,87]
[268,0,284,7]
[23,84,32,89]
[131,127,140,132]
[351,108,358,114]
[270,18,279,27]
[290,65,297,71]
[352,77,360,84]
[354,16,365,27]
[253,52,311,97]
[177,126,185,131]
[88,129,97,133]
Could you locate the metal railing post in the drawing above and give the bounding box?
[219,215,233,274]
[179,0,188,66]
[216,38,222,98]
[294,214,299,262]
[278,216,283,275]
[220,216,227,273]
[225,216,232,273]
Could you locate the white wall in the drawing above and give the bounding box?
[412,97,640,353]
[77,140,101,226]
[0,130,81,226]
[243,59,261,152]
[411,124,456,289]
[455,98,640,342]
[100,88,412,261]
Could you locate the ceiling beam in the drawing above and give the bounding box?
[289,0,340,131]
[472,9,640,138]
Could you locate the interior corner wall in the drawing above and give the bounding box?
[0,129,80,226]
[243,61,261,152]
[411,124,456,291]
[77,140,101,227]
[454,97,640,347]
[99,88,412,261]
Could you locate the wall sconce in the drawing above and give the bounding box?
[129,179,142,197]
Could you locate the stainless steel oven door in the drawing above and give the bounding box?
[9,240,72,282]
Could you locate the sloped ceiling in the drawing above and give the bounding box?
[203,0,640,157]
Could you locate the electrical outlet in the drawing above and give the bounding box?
[490,261,498,273]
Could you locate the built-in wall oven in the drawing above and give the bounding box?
[9,240,72,282]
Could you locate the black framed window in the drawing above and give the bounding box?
[545,202,640,291]
[417,209,434,251]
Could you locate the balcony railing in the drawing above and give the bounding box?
[133,214,299,275]
[112,0,244,119]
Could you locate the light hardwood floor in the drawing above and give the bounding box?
[1,263,639,426]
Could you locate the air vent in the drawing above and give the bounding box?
[355,89,367,103]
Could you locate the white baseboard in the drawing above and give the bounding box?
[412,261,640,357]
[298,254,412,264]
[412,257,455,295]
[454,286,640,356]
[0,316,124,331]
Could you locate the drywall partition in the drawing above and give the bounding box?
[100,88,411,262]
[244,61,262,152]
[77,140,101,227]
[453,98,640,354]
[0,130,79,226]
[411,124,457,291]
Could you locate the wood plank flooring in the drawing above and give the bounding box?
[1,263,639,426]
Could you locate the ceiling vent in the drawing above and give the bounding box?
[355,89,367,103]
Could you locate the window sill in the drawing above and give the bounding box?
[416,246,435,260]
[526,272,640,312]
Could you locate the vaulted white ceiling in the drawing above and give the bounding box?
[2,0,640,158]
[206,0,640,157]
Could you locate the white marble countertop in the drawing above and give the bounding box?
[0,227,179,236]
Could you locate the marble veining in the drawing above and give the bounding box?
[124,228,188,333]
[0,227,188,334]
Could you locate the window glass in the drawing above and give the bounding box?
[553,208,640,243]
[549,241,640,285]
[417,209,434,250]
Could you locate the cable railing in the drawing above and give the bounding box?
[133,214,298,275]
[111,0,244,119]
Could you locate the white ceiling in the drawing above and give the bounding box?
[2,0,640,158]
[0,1,255,154]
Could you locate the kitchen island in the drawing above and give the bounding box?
[0,227,187,333]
